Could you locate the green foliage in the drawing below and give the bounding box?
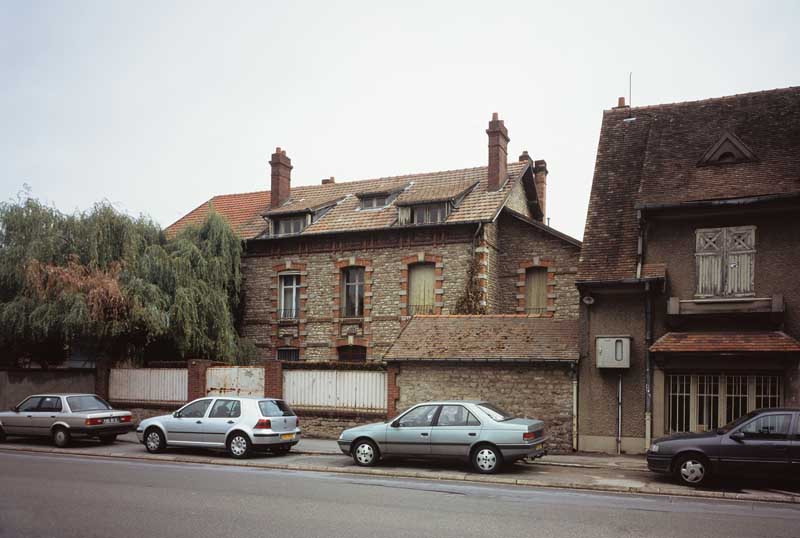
[453,250,487,315]
[0,194,255,366]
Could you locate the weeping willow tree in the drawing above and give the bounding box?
[0,195,255,367]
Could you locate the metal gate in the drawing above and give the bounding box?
[206,367,264,397]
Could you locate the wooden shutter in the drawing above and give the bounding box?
[409,264,435,314]
[695,228,723,297]
[725,226,756,296]
[525,268,547,313]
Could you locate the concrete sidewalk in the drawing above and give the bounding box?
[117,432,647,471]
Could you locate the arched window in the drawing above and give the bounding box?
[338,345,367,362]
[525,267,547,314]
[408,263,435,315]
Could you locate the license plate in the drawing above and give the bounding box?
[533,442,543,451]
[104,417,119,424]
[280,433,295,441]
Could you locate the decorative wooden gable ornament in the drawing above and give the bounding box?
[697,131,758,167]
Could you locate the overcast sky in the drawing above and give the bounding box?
[1,1,798,240]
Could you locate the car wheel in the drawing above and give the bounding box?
[674,454,711,487]
[99,434,117,445]
[52,427,71,448]
[144,428,166,453]
[472,444,502,474]
[227,432,252,459]
[352,439,379,467]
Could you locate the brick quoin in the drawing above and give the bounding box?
[187,359,218,401]
[386,364,400,418]
[264,360,283,399]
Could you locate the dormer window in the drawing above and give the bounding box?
[275,215,306,235]
[361,195,388,209]
[411,202,449,224]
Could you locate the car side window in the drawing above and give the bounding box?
[466,412,481,426]
[740,414,792,439]
[210,399,240,418]
[399,405,439,428]
[436,405,471,427]
[180,399,212,418]
[18,397,43,412]
[38,396,62,412]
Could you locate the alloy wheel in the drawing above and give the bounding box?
[355,443,374,465]
[475,448,497,472]
[230,436,248,457]
[146,432,162,452]
[679,459,705,484]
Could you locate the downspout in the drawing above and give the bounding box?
[644,280,653,451]
[572,363,578,452]
[617,372,623,455]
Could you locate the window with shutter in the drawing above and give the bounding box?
[408,263,435,315]
[525,268,548,314]
[695,226,755,297]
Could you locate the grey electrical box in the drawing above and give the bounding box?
[596,336,631,368]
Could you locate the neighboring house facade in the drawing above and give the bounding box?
[577,88,800,454]
[168,114,582,450]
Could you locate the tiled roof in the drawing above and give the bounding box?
[650,331,800,353]
[166,162,530,240]
[641,263,667,280]
[578,86,800,283]
[383,315,579,362]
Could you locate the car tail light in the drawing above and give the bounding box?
[85,418,104,426]
[120,415,132,423]
[523,430,541,441]
[255,419,272,429]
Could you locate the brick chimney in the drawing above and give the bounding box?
[534,159,548,221]
[486,113,509,192]
[270,147,292,208]
[321,176,335,185]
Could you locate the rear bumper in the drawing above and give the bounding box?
[646,453,672,473]
[252,429,301,447]
[72,424,135,437]
[498,441,548,461]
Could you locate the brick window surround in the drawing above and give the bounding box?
[516,258,556,317]
[400,252,444,317]
[333,257,373,358]
[270,261,307,359]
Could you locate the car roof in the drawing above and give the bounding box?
[26,393,98,398]
[753,407,800,413]
[412,400,487,406]
[194,396,283,401]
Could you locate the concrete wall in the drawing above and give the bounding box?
[394,362,575,453]
[0,370,96,411]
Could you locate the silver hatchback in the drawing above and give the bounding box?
[0,393,134,447]
[338,401,547,474]
[136,396,301,458]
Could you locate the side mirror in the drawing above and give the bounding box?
[12,406,19,413]
[173,411,181,418]
[390,420,400,428]
[730,431,745,441]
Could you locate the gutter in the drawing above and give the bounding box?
[636,192,800,212]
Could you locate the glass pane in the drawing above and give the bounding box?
[741,414,791,438]
[726,375,748,424]
[67,395,111,412]
[697,375,720,432]
[259,400,295,417]
[437,405,468,426]
[210,400,237,418]
[181,399,212,418]
[399,405,438,427]
[277,348,299,361]
[38,397,62,412]
[668,375,691,433]
[19,397,42,412]
[755,376,781,409]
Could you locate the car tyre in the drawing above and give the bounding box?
[352,439,379,467]
[674,453,711,487]
[144,428,166,453]
[52,427,71,448]
[227,432,252,459]
[99,434,117,445]
[472,444,503,474]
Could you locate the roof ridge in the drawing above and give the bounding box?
[607,85,800,113]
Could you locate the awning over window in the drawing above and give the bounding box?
[650,331,800,354]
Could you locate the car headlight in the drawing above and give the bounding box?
[650,443,659,453]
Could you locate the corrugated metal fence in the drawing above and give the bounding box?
[283,370,387,412]
[109,368,187,405]
[206,366,265,397]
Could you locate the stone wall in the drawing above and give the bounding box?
[394,362,575,453]
[295,411,387,439]
[122,405,181,425]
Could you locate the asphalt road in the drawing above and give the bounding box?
[1,451,798,538]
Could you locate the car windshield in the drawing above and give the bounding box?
[717,410,760,433]
[477,403,515,422]
[259,400,295,417]
[67,395,112,412]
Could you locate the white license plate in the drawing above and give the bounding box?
[103,417,119,424]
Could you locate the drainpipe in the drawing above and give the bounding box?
[617,372,623,455]
[572,364,578,452]
[644,281,654,451]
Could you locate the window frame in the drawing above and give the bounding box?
[341,266,365,318]
[433,405,481,427]
[694,226,756,298]
[277,348,300,361]
[524,267,548,314]
[177,399,213,419]
[337,345,367,362]
[361,195,389,210]
[17,397,43,412]
[275,215,307,236]
[397,404,441,428]
[411,202,449,225]
[736,412,793,440]
[278,273,301,320]
[38,396,63,412]
[209,399,242,419]
[408,262,436,315]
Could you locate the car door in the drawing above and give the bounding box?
[384,404,439,455]
[430,405,481,457]
[30,396,63,436]
[163,399,213,444]
[788,413,800,479]
[203,399,241,445]
[719,412,793,477]
[3,397,42,435]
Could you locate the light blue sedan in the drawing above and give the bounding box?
[337,401,547,474]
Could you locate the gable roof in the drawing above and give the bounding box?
[383,315,579,362]
[167,161,533,239]
[578,86,800,283]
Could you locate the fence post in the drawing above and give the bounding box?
[187,359,215,400]
[95,357,111,400]
[387,364,400,418]
[264,360,283,399]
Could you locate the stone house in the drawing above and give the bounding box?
[576,88,800,454]
[168,114,582,450]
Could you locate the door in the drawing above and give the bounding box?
[202,399,241,445]
[30,396,63,437]
[164,399,213,444]
[430,405,481,457]
[789,413,800,479]
[384,405,438,455]
[3,397,42,435]
[719,412,793,477]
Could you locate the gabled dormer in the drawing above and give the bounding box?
[697,131,758,167]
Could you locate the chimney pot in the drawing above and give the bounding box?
[321,176,335,185]
[616,96,627,108]
[486,113,510,192]
[519,150,531,163]
[269,147,293,208]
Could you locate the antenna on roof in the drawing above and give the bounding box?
[629,72,632,109]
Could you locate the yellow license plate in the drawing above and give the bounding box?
[280,433,295,440]
[533,443,543,450]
